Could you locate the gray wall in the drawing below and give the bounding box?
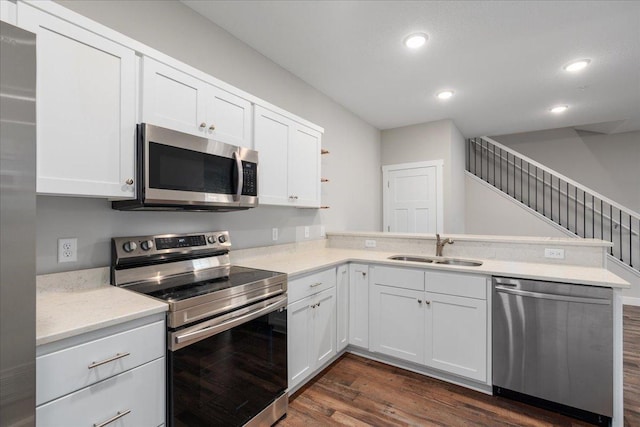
[491,128,640,213]
[465,174,640,300]
[39,0,381,274]
[381,119,466,233]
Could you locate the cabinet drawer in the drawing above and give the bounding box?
[36,358,165,427]
[36,320,164,405]
[425,271,487,300]
[370,266,425,291]
[288,268,336,303]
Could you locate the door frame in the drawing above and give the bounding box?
[382,160,444,234]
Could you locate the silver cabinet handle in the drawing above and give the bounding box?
[310,282,323,287]
[199,122,207,129]
[232,150,243,202]
[209,124,216,131]
[88,352,130,369]
[125,179,133,185]
[93,409,131,427]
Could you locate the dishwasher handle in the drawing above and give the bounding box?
[495,286,611,305]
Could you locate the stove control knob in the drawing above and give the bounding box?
[122,241,137,253]
[140,240,154,251]
[207,235,216,244]
[218,235,227,244]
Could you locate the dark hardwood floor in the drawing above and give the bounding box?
[278,305,640,426]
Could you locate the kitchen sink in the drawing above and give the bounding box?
[433,259,483,267]
[388,255,483,267]
[387,255,433,263]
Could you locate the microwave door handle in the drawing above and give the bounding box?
[233,150,243,202]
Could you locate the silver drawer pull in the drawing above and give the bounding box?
[93,409,131,427]
[310,282,323,287]
[88,352,130,369]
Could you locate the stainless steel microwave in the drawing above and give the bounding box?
[113,124,258,211]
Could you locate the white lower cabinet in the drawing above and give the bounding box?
[424,271,488,382]
[37,358,164,427]
[287,269,337,390]
[370,284,424,363]
[336,265,349,352]
[368,266,488,383]
[348,263,369,348]
[36,316,165,427]
[424,292,487,382]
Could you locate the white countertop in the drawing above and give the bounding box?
[235,247,629,288]
[36,268,167,346]
[36,241,627,346]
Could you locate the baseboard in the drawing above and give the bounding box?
[623,296,640,306]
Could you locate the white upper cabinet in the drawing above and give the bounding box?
[18,3,136,198]
[141,57,253,148]
[254,105,321,208]
[289,126,321,207]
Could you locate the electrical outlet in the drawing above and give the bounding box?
[544,248,565,259]
[272,228,278,241]
[365,239,377,248]
[304,226,310,238]
[58,238,78,263]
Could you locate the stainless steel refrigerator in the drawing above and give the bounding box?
[0,21,37,427]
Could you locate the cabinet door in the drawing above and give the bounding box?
[287,297,313,389]
[312,288,336,367]
[349,264,369,348]
[254,106,291,205]
[18,4,136,198]
[370,285,424,364]
[141,57,208,137]
[207,86,253,148]
[336,265,349,352]
[288,125,321,207]
[424,292,487,382]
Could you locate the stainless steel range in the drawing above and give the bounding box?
[111,231,288,427]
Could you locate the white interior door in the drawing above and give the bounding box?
[383,161,443,233]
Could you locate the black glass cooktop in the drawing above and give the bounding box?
[146,266,285,302]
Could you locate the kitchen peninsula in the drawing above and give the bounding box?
[35,232,628,427]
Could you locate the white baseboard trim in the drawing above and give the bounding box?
[623,296,640,306]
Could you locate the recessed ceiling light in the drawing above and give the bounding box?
[550,105,569,114]
[404,33,428,49]
[436,90,454,100]
[563,59,591,72]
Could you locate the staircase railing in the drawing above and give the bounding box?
[466,136,639,273]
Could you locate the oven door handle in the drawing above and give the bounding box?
[170,295,287,350]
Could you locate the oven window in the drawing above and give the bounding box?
[149,142,235,194]
[168,308,287,426]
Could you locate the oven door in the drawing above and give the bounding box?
[167,295,287,427]
[143,123,258,209]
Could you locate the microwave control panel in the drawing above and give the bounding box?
[242,162,257,196]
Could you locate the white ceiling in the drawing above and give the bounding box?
[182,1,640,137]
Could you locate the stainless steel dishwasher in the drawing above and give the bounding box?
[492,277,613,426]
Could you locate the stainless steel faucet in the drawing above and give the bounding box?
[435,234,454,257]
